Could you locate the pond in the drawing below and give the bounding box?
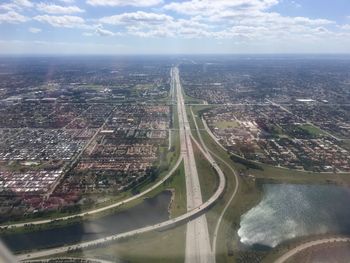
[1,190,172,252]
[238,184,350,249]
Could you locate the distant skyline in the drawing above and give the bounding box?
[1,0,350,54]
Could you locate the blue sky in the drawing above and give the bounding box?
[0,0,350,54]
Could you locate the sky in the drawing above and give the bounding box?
[0,0,350,54]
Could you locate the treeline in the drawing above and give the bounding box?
[230,155,263,171]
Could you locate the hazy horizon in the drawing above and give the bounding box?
[1,0,350,55]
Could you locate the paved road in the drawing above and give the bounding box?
[266,99,341,141]
[17,150,226,261]
[274,237,350,263]
[2,155,183,229]
[46,106,115,199]
[24,257,113,263]
[172,67,214,263]
[16,68,228,262]
[209,150,239,257]
[189,106,240,258]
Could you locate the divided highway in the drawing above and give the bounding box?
[172,67,213,263]
[17,68,227,261]
[189,107,240,257]
[17,151,226,261]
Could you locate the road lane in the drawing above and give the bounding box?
[16,68,228,261]
[274,237,350,263]
[172,67,214,263]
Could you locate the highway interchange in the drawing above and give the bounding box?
[16,67,227,261]
[11,67,341,263]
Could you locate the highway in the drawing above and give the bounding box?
[26,257,114,263]
[17,150,226,261]
[274,237,350,263]
[16,67,227,261]
[209,149,239,257]
[189,107,240,258]
[14,72,348,263]
[172,67,213,263]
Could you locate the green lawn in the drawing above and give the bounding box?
[192,141,218,203]
[299,123,327,137]
[342,139,350,151]
[62,225,186,263]
[168,161,187,218]
[215,120,240,129]
[182,87,205,104]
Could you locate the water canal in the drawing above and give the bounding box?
[1,190,172,252]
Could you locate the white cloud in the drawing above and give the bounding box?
[59,0,75,3]
[340,24,350,30]
[0,39,127,55]
[0,11,28,24]
[87,0,163,7]
[161,0,335,41]
[95,27,116,36]
[292,16,333,26]
[164,0,279,16]
[82,26,118,37]
[14,0,33,7]
[105,14,211,38]
[0,4,17,11]
[36,3,85,14]
[0,0,33,11]
[0,0,347,53]
[34,14,86,28]
[99,11,173,25]
[96,6,335,42]
[13,0,33,8]
[29,27,41,33]
[83,32,93,36]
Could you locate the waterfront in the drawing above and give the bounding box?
[238,184,350,248]
[1,191,172,252]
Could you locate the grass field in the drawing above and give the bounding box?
[299,123,327,137]
[60,225,186,263]
[342,139,350,151]
[189,105,350,263]
[168,161,187,218]
[192,141,218,202]
[182,87,205,104]
[215,120,240,129]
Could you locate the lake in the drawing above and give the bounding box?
[238,184,350,249]
[1,190,172,252]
